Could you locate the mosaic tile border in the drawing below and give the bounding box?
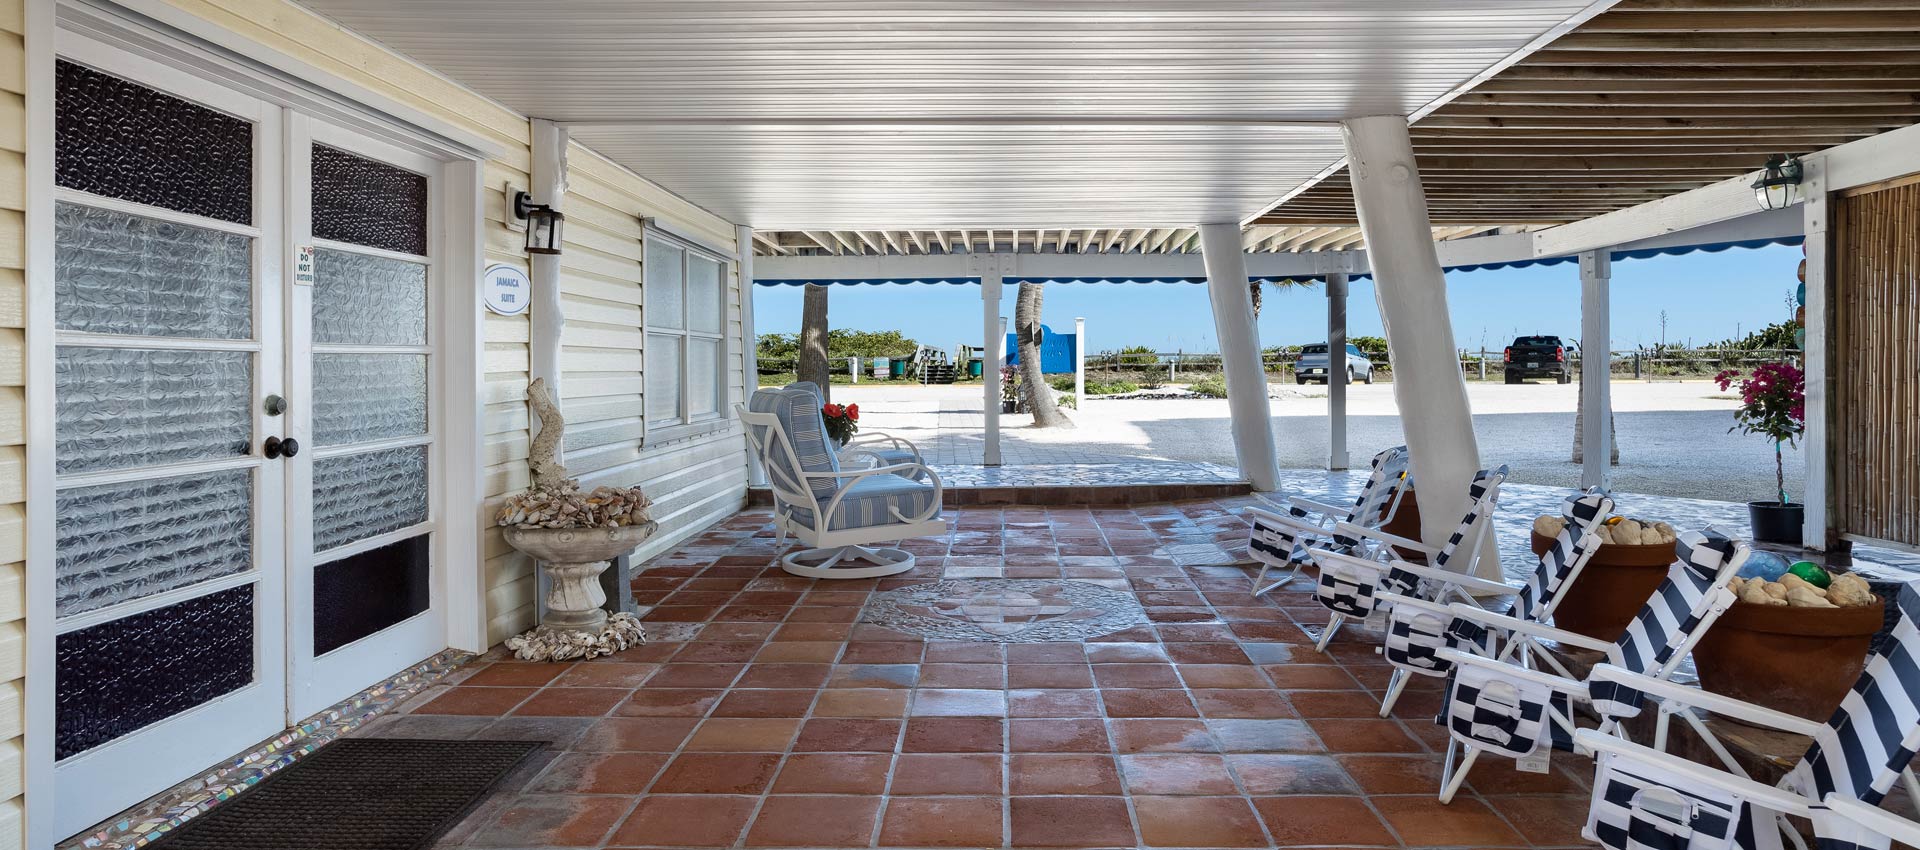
[63,648,474,850]
[861,578,1150,642]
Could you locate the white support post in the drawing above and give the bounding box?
[737,224,766,486]
[1327,272,1351,471]
[1199,223,1281,491]
[528,118,568,456]
[1580,250,1613,491]
[1074,316,1086,407]
[1342,115,1498,580]
[1801,161,1832,550]
[983,273,1003,466]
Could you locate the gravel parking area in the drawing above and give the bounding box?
[816,380,1803,502]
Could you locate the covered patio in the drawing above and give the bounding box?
[13,0,1920,849]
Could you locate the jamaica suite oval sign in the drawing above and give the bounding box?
[483,264,531,316]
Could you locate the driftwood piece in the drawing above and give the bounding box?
[528,377,568,488]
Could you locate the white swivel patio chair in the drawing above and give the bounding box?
[737,386,945,579]
[1365,487,1615,718]
[1432,528,1747,804]
[1244,445,1412,596]
[785,381,926,479]
[1573,580,1920,850]
[1305,465,1509,653]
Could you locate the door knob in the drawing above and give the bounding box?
[264,436,300,459]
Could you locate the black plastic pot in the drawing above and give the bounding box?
[1748,500,1805,545]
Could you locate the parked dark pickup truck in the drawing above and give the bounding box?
[1504,335,1571,384]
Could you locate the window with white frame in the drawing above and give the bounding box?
[644,230,729,437]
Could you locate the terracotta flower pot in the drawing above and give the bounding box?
[1690,593,1885,721]
[1379,488,1428,562]
[1531,531,1674,643]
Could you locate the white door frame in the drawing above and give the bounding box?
[24,3,491,845]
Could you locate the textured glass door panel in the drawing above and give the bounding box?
[55,203,253,340]
[55,347,252,475]
[646,334,683,424]
[311,248,427,346]
[312,354,428,446]
[689,338,722,417]
[645,241,685,330]
[55,469,253,617]
[311,145,428,256]
[55,60,254,225]
[313,445,428,552]
[688,254,723,334]
[55,584,255,759]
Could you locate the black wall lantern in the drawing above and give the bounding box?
[1752,154,1804,211]
[513,190,565,255]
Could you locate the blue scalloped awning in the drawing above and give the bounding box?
[752,235,1804,286]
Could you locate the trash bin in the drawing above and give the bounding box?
[967,358,984,378]
[889,359,908,378]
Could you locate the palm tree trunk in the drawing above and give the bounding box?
[799,284,830,402]
[1016,282,1070,427]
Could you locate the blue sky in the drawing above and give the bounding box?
[751,242,1802,354]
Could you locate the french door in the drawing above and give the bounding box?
[50,42,446,837]
[284,116,446,719]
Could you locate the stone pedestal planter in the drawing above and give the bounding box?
[503,521,656,661]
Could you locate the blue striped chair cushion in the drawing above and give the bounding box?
[787,473,938,532]
[748,386,841,502]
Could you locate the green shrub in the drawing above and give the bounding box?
[1189,375,1230,398]
[1083,379,1138,396]
[1048,375,1075,392]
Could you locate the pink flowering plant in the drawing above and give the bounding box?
[1715,362,1805,504]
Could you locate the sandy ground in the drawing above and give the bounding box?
[819,379,1804,502]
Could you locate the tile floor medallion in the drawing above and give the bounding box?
[862,579,1148,641]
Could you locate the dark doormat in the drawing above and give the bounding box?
[149,738,543,850]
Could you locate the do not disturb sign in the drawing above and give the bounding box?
[483,264,531,316]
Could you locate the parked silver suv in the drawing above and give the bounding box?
[1295,343,1374,385]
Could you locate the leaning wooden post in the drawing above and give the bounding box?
[1199,222,1281,491]
[1343,115,1498,580]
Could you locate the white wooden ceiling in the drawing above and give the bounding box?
[296,0,1607,229]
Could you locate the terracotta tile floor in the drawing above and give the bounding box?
[364,499,1597,849]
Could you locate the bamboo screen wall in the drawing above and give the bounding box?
[1833,174,1920,547]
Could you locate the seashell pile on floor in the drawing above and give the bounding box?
[1728,573,1876,609]
[505,613,647,662]
[1533,514,1677,545]
[497,479,654,529]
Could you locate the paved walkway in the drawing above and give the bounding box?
[369,501,1597,850]
[831,380,1804,502]
[359,488,1913,850]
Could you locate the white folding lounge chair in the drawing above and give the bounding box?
[1573,580,1920,850]
[1365,487,1615,718]
[1305,465,1509,654]
[737,386,945,579]
[1432,528,1747,804]
[785,381,927,479]
[1244,445,1412,596]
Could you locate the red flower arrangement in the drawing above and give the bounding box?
[1714,362,1805,504]
[822,402,860,445]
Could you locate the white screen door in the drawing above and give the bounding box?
[48,48,289,837]
[284,116,446,719]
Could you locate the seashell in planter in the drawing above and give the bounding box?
[1691,589,1885,722]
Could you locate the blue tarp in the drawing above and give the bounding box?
[751,235,1804,287]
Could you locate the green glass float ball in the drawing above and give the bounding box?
[1787,561,1831,589]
